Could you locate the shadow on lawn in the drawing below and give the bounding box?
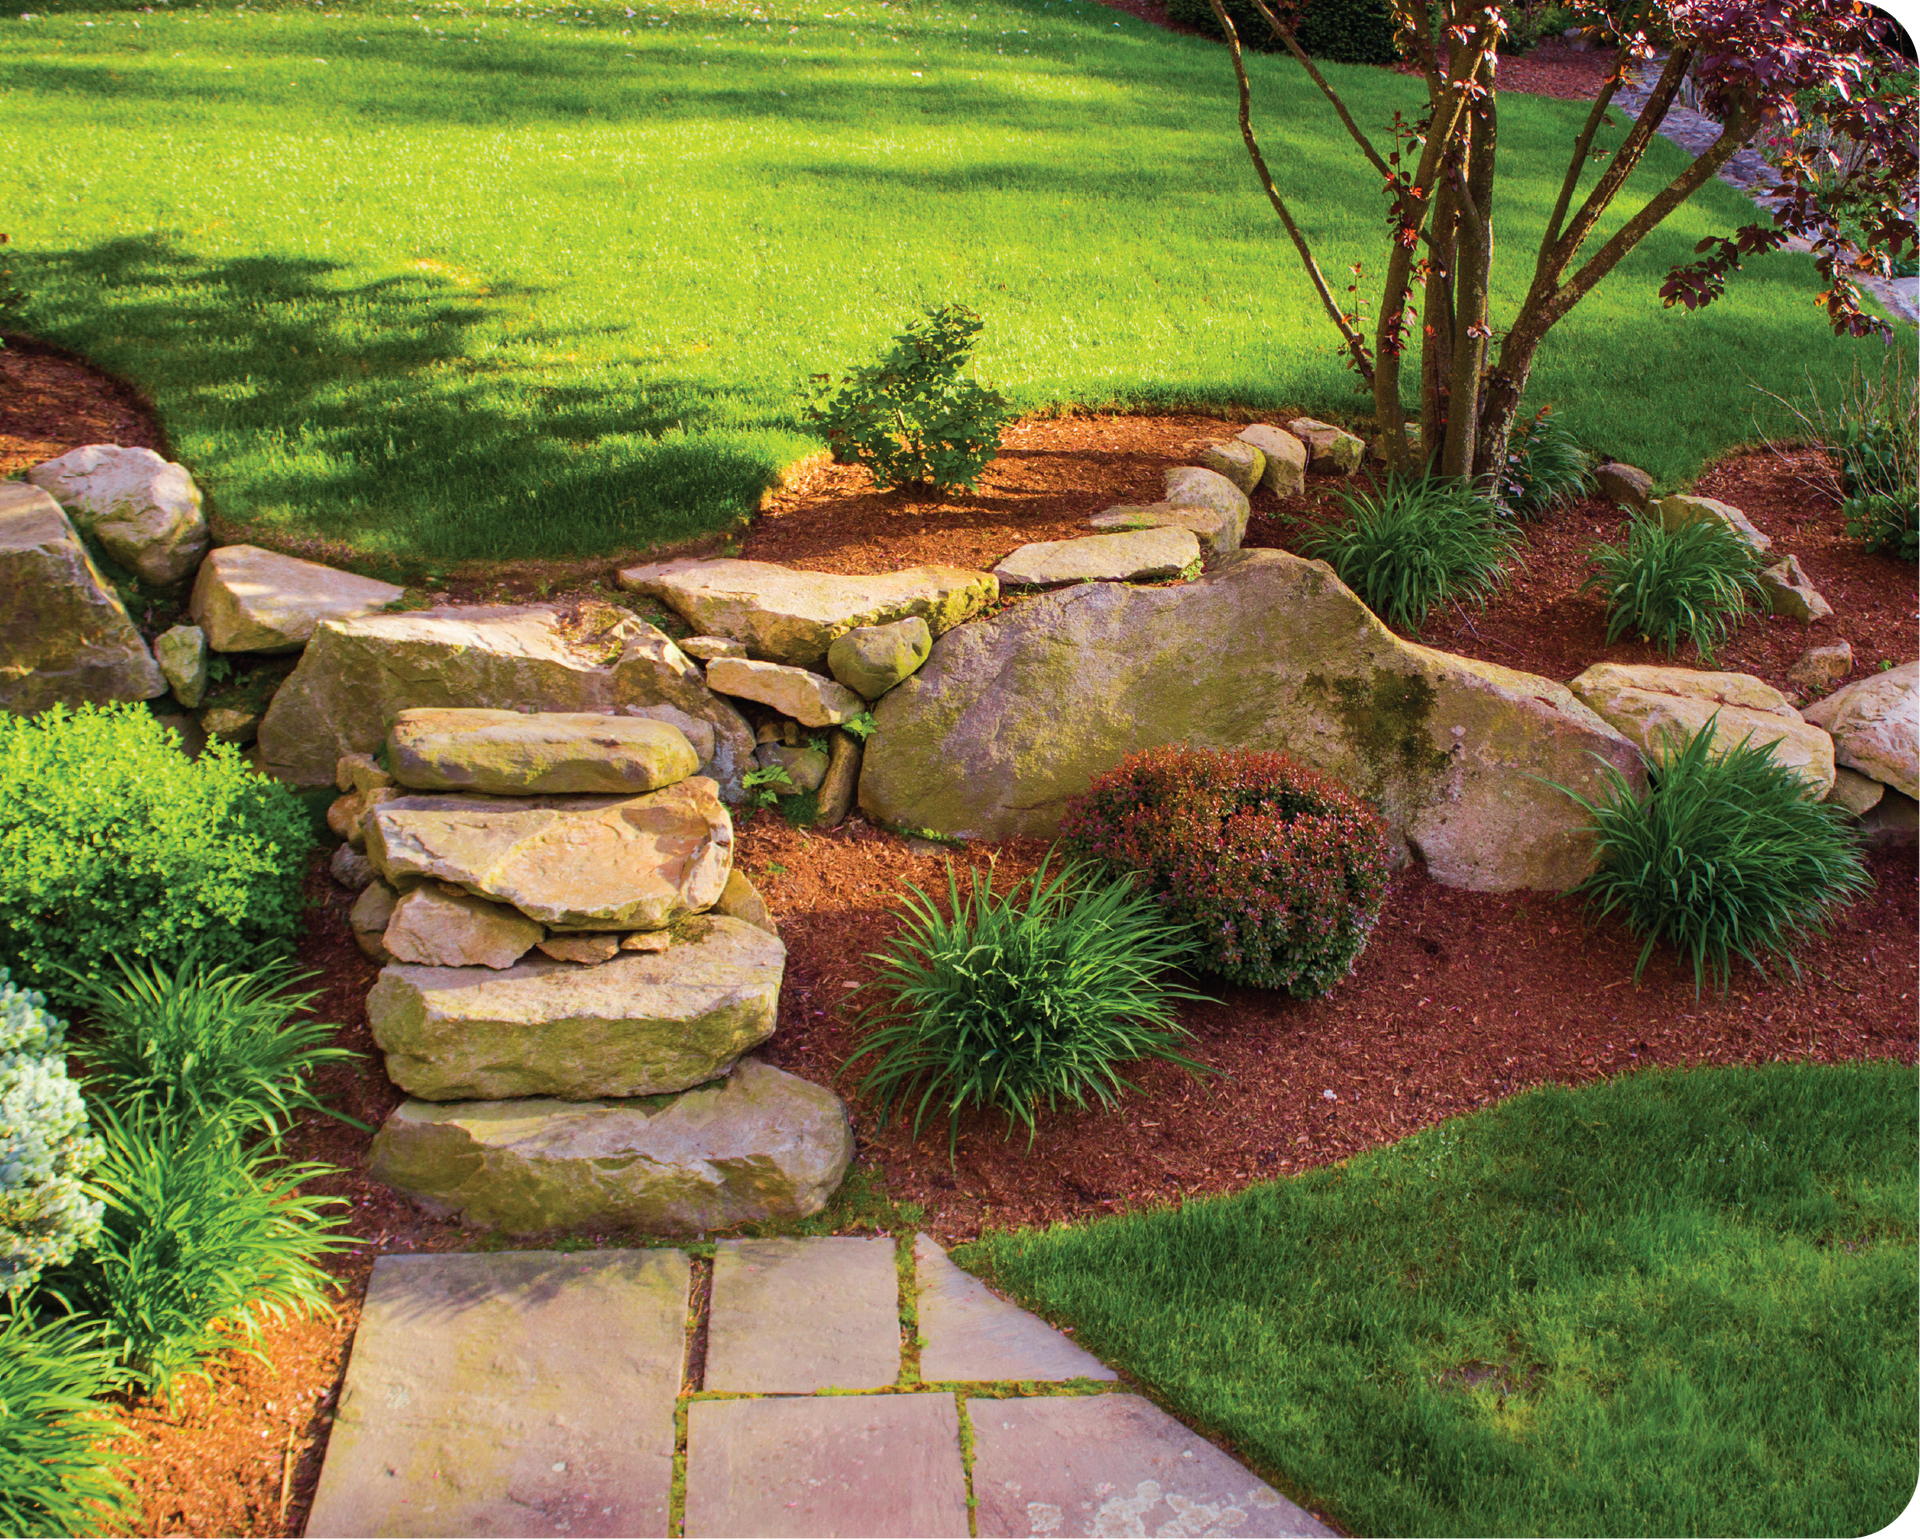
[13,234,793,568]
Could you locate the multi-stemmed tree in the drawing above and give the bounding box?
[1204,0,1917,481]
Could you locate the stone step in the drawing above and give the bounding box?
[914,1235,1115,1383]
[368,913,785,1101]
[305,1249,688,1538]
[705,1236,901,1394]
[993,526,1199,588]
[367,1057,854,1234]
[387,707,700,796]
[365,780,732,932]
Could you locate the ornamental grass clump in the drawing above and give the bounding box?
[1498,405,1594,516]
[54,1105,349,1400]
[1556,717,1870,993]
[1060,747,1391,998]
[0,703,312,1000]
[845,856,1209,1153]
[1582,513,1765,660]
[63,959,362,1136]
[0,1310,133,1538]
[1300,474,1518,634]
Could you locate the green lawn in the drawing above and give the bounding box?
[965,1062,1919,1538]
[0,0,1890,568]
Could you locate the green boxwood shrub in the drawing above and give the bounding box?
[1165,0,1400,65]
[1060,747,1391,998]
[0,703,313,999]
[1,974,103,1297]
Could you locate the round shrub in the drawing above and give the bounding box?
[0,703,313,999]
[1060,747,1391,998]
[1,973,103,1297]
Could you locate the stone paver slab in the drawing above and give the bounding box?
[305,1249,689,1538]
[969,1393,1332,1538]
[705,1236,900,1392]
[684,1393,969,1539]
[992,527,1199,588]
[914,1236,1115,1384]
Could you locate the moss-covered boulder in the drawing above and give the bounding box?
[367,1057,852,1233]
[858,549,1641,891]
[388,708,699,796]
[367,914,782,1100]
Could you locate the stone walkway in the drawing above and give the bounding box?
[305,1236,1333,1538]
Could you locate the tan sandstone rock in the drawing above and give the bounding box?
[0,482,167,713]
[350,880,401,963]
[1567,662,1835,797]
[1286,417,1366,474]
[154,625,208,709]
[1595,462,1655,510]
[1824,767,1886,817]
[1656,493,1772,555]
[1802,661,1918,800]
[858,549,1642,891]
[815,730,862,831]
[680,635,747,662]
[366,1057,852,1234]
[1088,502,1243,556]
[28,444,210,586]
[334,752,394,795]
[366,779,732,932]
[383,884,544,970]
[1163,466,1249,537]
[254,604,754,796]
[826,618,933,700]
[189,544,405,653]
[1789,641,1852,693]
[536,933,623,965]
[705,657,865,727]
[1758,554,1832,622]
[616,558,996,669]
[713,868,779,936]
[368,914,782,1100]
[1197,439,1265,495]
[387,708,698,796]
[992,528,1199,588]
[1236,424,1309,496]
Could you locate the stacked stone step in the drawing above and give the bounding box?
[340,707,854,1235]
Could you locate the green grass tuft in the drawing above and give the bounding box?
[964,1060,1919,1538]
[1582,512,1766,660]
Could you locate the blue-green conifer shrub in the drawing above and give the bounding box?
[0,973,102,1295]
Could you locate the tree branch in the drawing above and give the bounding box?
[1539,40,1634,256]
[1205,0,1375,383]
[1549,46,1696,274]
[1246,0,1395,185]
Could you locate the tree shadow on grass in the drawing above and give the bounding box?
[13,234,800,569]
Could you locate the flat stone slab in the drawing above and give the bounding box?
[306,1248,688,1538]
[369,914,784,1100]
[913,1237,1115,1384]
[969,1394,1332,1538]
[684,1393,969,1539]
[992,527,1199,588]
[366,780,732,932]
[618,557,997,669]
[705,1236,900,1392]
[189,543,405,653]
[388,708,700,796]
[368,1058,853,1234]
[705,656,866,727]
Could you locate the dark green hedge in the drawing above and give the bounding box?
[1166,0,1400,65]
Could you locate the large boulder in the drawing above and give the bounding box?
[0,483,166,713]
[1286,418,1366,474]
[1567,662,1836,798]
[366,780,732,932]
[189,544,406,653]
[992,528,1199,588]
[368,914,783,1100]
[1802,661,1918,800]
[615,558,996,669]
[1162,466,1249,539]
[27,444,209,586]
[1656,493,1771,555]
[1196,439,1265,495]
[254,604,755,795]
[859,549,1641,891]
[367,1057,853,1233]
[388,708,698,796]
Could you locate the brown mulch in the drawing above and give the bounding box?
[1493,36,1616,101]
[0,339,168,477]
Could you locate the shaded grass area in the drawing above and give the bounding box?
[964,1062,1919,1537]
[0,0,1890,566]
